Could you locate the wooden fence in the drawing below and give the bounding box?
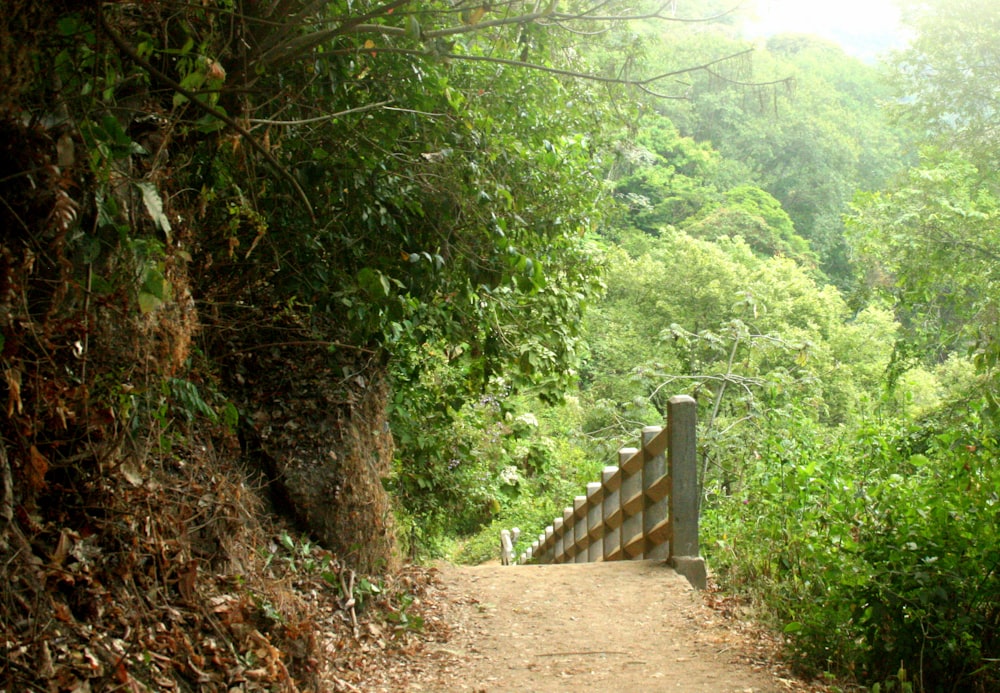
[515,395,706,589]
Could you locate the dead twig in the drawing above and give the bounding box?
[0,436,13,524]
[341,568,359,632]
[535,650,629,657]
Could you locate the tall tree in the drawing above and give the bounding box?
[645,28,905,285]
[850,0,1000,375]
[892,0,1000,162]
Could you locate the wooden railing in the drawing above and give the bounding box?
[516,395,706,589]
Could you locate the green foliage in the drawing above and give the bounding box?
[645,28,906,285]
[265,531,330,575]
[890,0,1000,160]
[682,184,815,264]
[453,396,607,564]
[583,228,890,447]
[687,6,1000,688]
[848,148,1000,371]
[705,400,1000,689]
[165,377,218,423]
[387,342,501,552]
[387,328,613,560]
[610,117,726,232]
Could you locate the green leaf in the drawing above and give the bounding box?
[90,275,114,295]
[57,16,83,37]
[195,111,227,133]
[135,181,172,240]
[222,402,239,429]
[407,16,421,40]
[783,621,803,634]
[141,267,166,300]
[102,115,131,147]
[78,234,103,263]
[137,291,162,314]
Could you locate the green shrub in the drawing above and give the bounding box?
[706,402,1000,690]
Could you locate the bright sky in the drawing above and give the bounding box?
[744,0,906,60]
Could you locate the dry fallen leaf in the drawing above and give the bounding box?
[27,445,49,491]
[4,368,22,416]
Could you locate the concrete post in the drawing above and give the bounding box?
[668,394,706,589]
[642,425,669,559]
[500,529,513,566]
[560,507,574,563]
[541,525,554,563]
[601,466,622,561]
[586,481,603,562]
[620,446,643,559]
[552,516,565,564]
[573,495,588,563]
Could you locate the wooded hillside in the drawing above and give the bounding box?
[2,0,999,690]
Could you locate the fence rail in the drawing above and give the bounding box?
[516,395,706,589]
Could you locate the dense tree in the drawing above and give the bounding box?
[851,0,1000,376]
[582,228,893,472]
[892,0,1000,161]
[702,3,1000,688]
[683,184,815,262]
[641,28,906,285]
[849,150,1000,371]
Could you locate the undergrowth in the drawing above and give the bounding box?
[704,401,1000,692]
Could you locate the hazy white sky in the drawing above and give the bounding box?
[749,0,900,32]
[745,0,906,59]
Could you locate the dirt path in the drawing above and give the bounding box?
[415,560,810,693]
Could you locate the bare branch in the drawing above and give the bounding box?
[256,0,415,67]
[551,0,747,24]
[550,24,611,36]
[344,45,762,93]
[250,0,751,64]
[248,100,394,125]
[424,9,554,39]
[636,83,689,100]
[384,106,448,117]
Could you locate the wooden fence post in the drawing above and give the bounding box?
[667,394,706,589]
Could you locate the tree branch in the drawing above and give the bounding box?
[251,0,751,70]
[551,0,748,24]
[247,100,394,125]
[255,0,415,67]
[96,7,316,221]
[338,45,762,92]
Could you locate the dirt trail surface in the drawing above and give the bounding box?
[413,560,815,693]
